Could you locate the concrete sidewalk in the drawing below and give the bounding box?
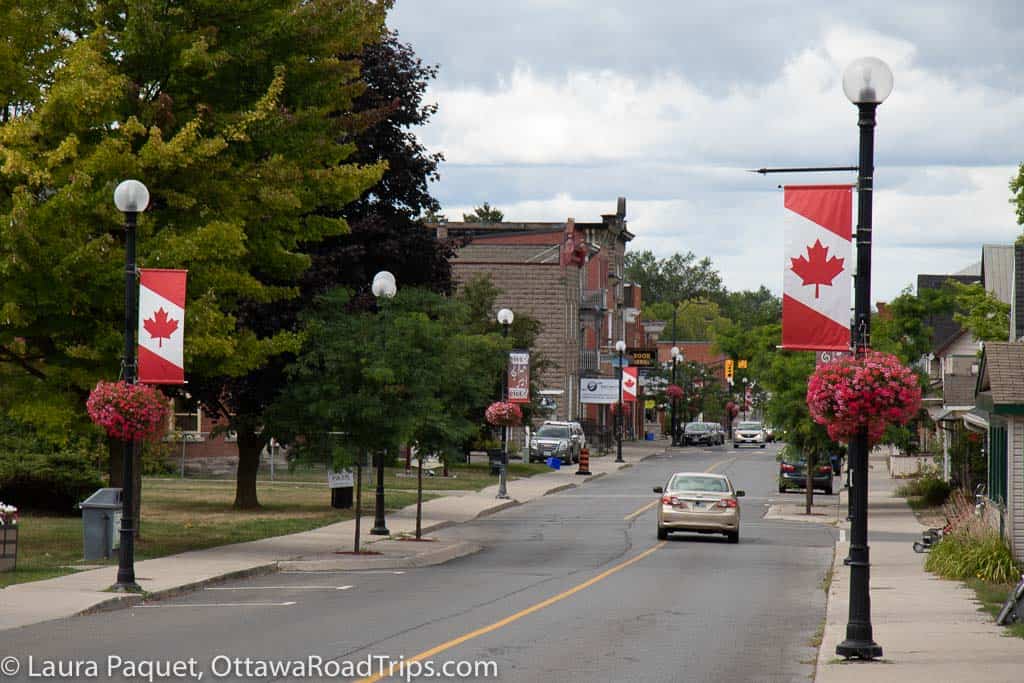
[816,454,1024,682]
[0,439,668,632]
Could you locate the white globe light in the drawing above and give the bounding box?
[497,308,514,325]
[113,179,150,213]
[842,57,894,104]
[671,345,680,359]
[372,277,397,299]
[373,270,396,287]
[615,340,626,353]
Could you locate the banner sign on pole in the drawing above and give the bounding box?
[622,366,638,402]
[508,350,530,403]
[782,185,852,351]
[580,378,620,404]
[138,269,187,385]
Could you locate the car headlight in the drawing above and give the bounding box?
[557,442,567,452]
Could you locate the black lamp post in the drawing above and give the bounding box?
[670,345,680,446]
[615,340,626,463]
[835,56,893,662]
[370,270,397,536]
[111,179,149,593]
[496,307,514,500]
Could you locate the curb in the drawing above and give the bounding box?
[278,541,482,572]
[77,563,280,613]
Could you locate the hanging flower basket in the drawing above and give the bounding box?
[806,351,921,445]
[87,380,170,442]
[666,384,684,400]
[725,401,739,417]
[485,401,523,427]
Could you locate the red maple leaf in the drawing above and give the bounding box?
[790,239,845,298]
[624,377,636,389]
[143,308,179,348]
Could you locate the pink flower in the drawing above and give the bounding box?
[87,380,170,442]
[486,401,523,427]
[806,351,921,445]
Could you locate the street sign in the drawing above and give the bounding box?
[327,469,354,489]
[816,350,851,364]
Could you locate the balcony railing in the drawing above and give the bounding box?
[580,349,600,373]
[580,289,607,311]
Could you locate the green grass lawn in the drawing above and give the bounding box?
[966,578,1024,639]
[0,480,431,589]
[148,460,552,492]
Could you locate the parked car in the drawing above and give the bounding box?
[733,421,766,448]
[706,423,726,445]
[653,472,745,543]
[543,420,586,451]
[529,423,579,463]
[778,459,834,495]
[682,421,714,446]
[763,425,776,443]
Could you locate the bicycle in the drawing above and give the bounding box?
[996,573,1024,626]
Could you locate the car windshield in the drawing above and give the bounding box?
[535,425,569,438]
[737,422,761,430]
[668,475,729,493]
[684,423,708,432]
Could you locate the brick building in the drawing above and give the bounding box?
[430,199,640,437]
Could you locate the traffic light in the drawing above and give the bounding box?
[725,359,735,381]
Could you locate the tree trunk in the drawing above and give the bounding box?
[233,428,264,509]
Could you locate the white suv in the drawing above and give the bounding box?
[542,421,585,449]
[733,421,766,448]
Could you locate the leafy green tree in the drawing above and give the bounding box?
[872,286,950,363]
[269,287,504,546]
[462,202,504,223]
[645,299,726,341]
[0,1,386,449]
[948,280,1009,342]
[717,286,781,328]
[188,22,453,508]
[1011,162,1024,233]
[625,250,723,305]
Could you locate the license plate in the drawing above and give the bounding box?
[692,501,705,509]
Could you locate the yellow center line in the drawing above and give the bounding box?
[355,542,668,683]
[622,456,737,521]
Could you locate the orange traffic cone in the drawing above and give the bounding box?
[576,447,591,475]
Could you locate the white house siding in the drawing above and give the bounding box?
[1013,417,1024,564]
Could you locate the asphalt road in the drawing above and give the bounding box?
[3,443,838,683]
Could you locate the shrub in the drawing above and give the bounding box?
[0,448,104,514]
[895,470,951,506]
[926,528,1021,584]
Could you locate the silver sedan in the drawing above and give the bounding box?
[654,472,745,543]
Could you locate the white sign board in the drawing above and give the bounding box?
[327,468,355,489]
[580,378,620,404]
[111,510,122,549]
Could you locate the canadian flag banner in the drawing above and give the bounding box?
[138,269,187,384]
[621,366,638,402]
[782,185,852,351]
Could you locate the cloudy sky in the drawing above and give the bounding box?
[388,1,1024,303]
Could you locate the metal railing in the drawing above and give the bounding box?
[580,289,607,311]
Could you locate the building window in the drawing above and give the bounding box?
[173,397,201,435]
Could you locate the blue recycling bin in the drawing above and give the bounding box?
[645,431,655,441]
[545,456,562,470]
